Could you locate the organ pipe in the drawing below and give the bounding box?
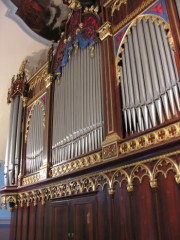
[4,95,23,185]
[4,99,15,186]
[52,43,104,165]
[26,103,44,174]
[120,16,180,136]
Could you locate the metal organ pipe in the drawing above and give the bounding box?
[4,98,15,186]
[120,17,180,136]
[9,96,19,184]
[52,44,104,165]
[26,104,44,174]
[4,95,23,185]
[14,98,23,184]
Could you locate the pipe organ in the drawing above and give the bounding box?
[52,44,103,165]
[4,70,27,186]
[119,16,179,136]
[1,1,180,240]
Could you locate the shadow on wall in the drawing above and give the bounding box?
[0,161,11,240]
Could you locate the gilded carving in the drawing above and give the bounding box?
[1,151,180,209]
[25,98,46,142]
[22,173,40,186]
[68,0,81,9]
[19,59,28,75]
[50,152,102,178]
[111,0,127,17]
[28,62,48,91]
[45,74,53,88]
[153,157,180,184]
[97,22,112,41]
[84,5,99,13]
[112,0,155,33]
[103,0,114,7]
[119,122,180,155]
[103,143,118,160]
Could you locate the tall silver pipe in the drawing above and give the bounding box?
[9,96,19,184]
[124,41,136,132]
[132,25,146,105]
[127,33,144,131]
[14,98,23,184]
[4,99,14,186]
[154,20,171,88]
[122,51,132,132]
[137,20,153,102]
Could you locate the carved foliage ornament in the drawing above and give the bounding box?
[111,0,127,16]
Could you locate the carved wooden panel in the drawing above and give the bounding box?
[105,0,156,32]
[45,195,97,240]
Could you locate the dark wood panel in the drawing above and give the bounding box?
[28,204,37,240]
[9,210,17,240]
[21,206,29,240]
[53,203,69,240]
[73,196,97,240]
[156,171,180,240]
[113,182,133,240]
[35,203,45,240]
[16,207,23,240]
[97,187,112,240]
[131,177,158,240]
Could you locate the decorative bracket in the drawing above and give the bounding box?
[97,22,112,41]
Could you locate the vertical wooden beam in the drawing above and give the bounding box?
[97,22,123,161]
[39,75,54,180]
[18,97,28,185]
[164,0,180,78]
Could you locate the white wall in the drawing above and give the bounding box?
[0,1,47,160]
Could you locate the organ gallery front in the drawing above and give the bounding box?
[0,0,180,239]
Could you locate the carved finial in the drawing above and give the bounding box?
[7,88,12,104]
[68,0,81,9]
[11,75,15,84]
[19,59,28,75]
